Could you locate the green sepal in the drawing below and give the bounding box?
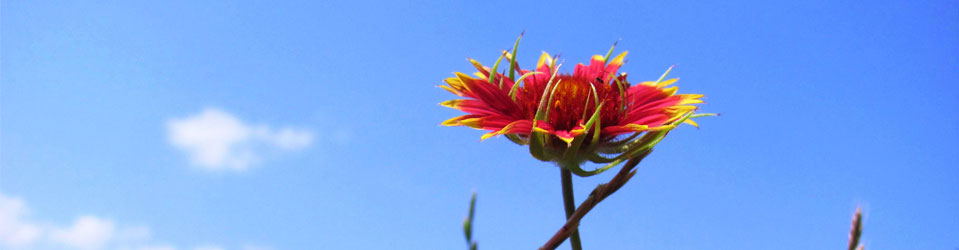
[509,71,542,101]
[528,69,559,162]
[655,65,675,85]
[532,72,558,122]
[580,83,600,123]
[602,41,618,64]
[587,152,617,163]
[528,131,549,161]
[539,80,566,161]
[589,99,602,148]
[560,135,586,163]
[561,159,590,177]
[690,113,719,119]
[564,103,624,177]
[507,32,523,81]
[575,145,653,177]
[575,112,694,176]
[497,76,505,89]
[579,84,603,155]
[573,156,626,177]
[613,112,694,162]
[504,134,526,145]
[542,79,562,122]
[597,132,641,154]
[488,51,507,85]
[558,102,605,174]
[527,60,566,163]
[612,76,628,114]
[614,132,661,155]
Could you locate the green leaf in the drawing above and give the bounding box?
[463,192,476,243]
[462,220,471,242]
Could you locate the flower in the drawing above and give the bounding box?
[441,38,709,176]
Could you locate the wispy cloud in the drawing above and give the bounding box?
[0,192,268,250]
[192,246,225,250]
[239,244,275,250]
[50,216,117,250]
[0,193,42,249]
[166,107,314,172]
[129,245,177,250]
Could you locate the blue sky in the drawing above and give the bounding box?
[2,0,957,249]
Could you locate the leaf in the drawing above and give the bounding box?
[463,192,476,243]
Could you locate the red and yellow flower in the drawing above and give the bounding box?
[441,38,710,176]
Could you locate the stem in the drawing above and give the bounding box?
[561,168,583,250]
[540,151,651,250]
[848,207,863,250]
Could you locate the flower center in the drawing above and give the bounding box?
[542,75,627,131]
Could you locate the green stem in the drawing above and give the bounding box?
[561,168,583,250]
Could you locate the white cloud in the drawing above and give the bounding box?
[240,244,275,250]
[0,194,42,249]
[132,245,177,250]
[115,226,151,242]
[51,216,116,249]
[166,108,314,172]
[192,245,223,250]
[0,192,262,250]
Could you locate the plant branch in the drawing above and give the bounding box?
[848,207,863,250]
[540,150,651,250]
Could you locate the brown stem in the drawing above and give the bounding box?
[848,207,863,250]
[539,150,651,250]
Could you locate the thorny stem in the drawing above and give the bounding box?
[541,151,651,250]
[560,168,583,250]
